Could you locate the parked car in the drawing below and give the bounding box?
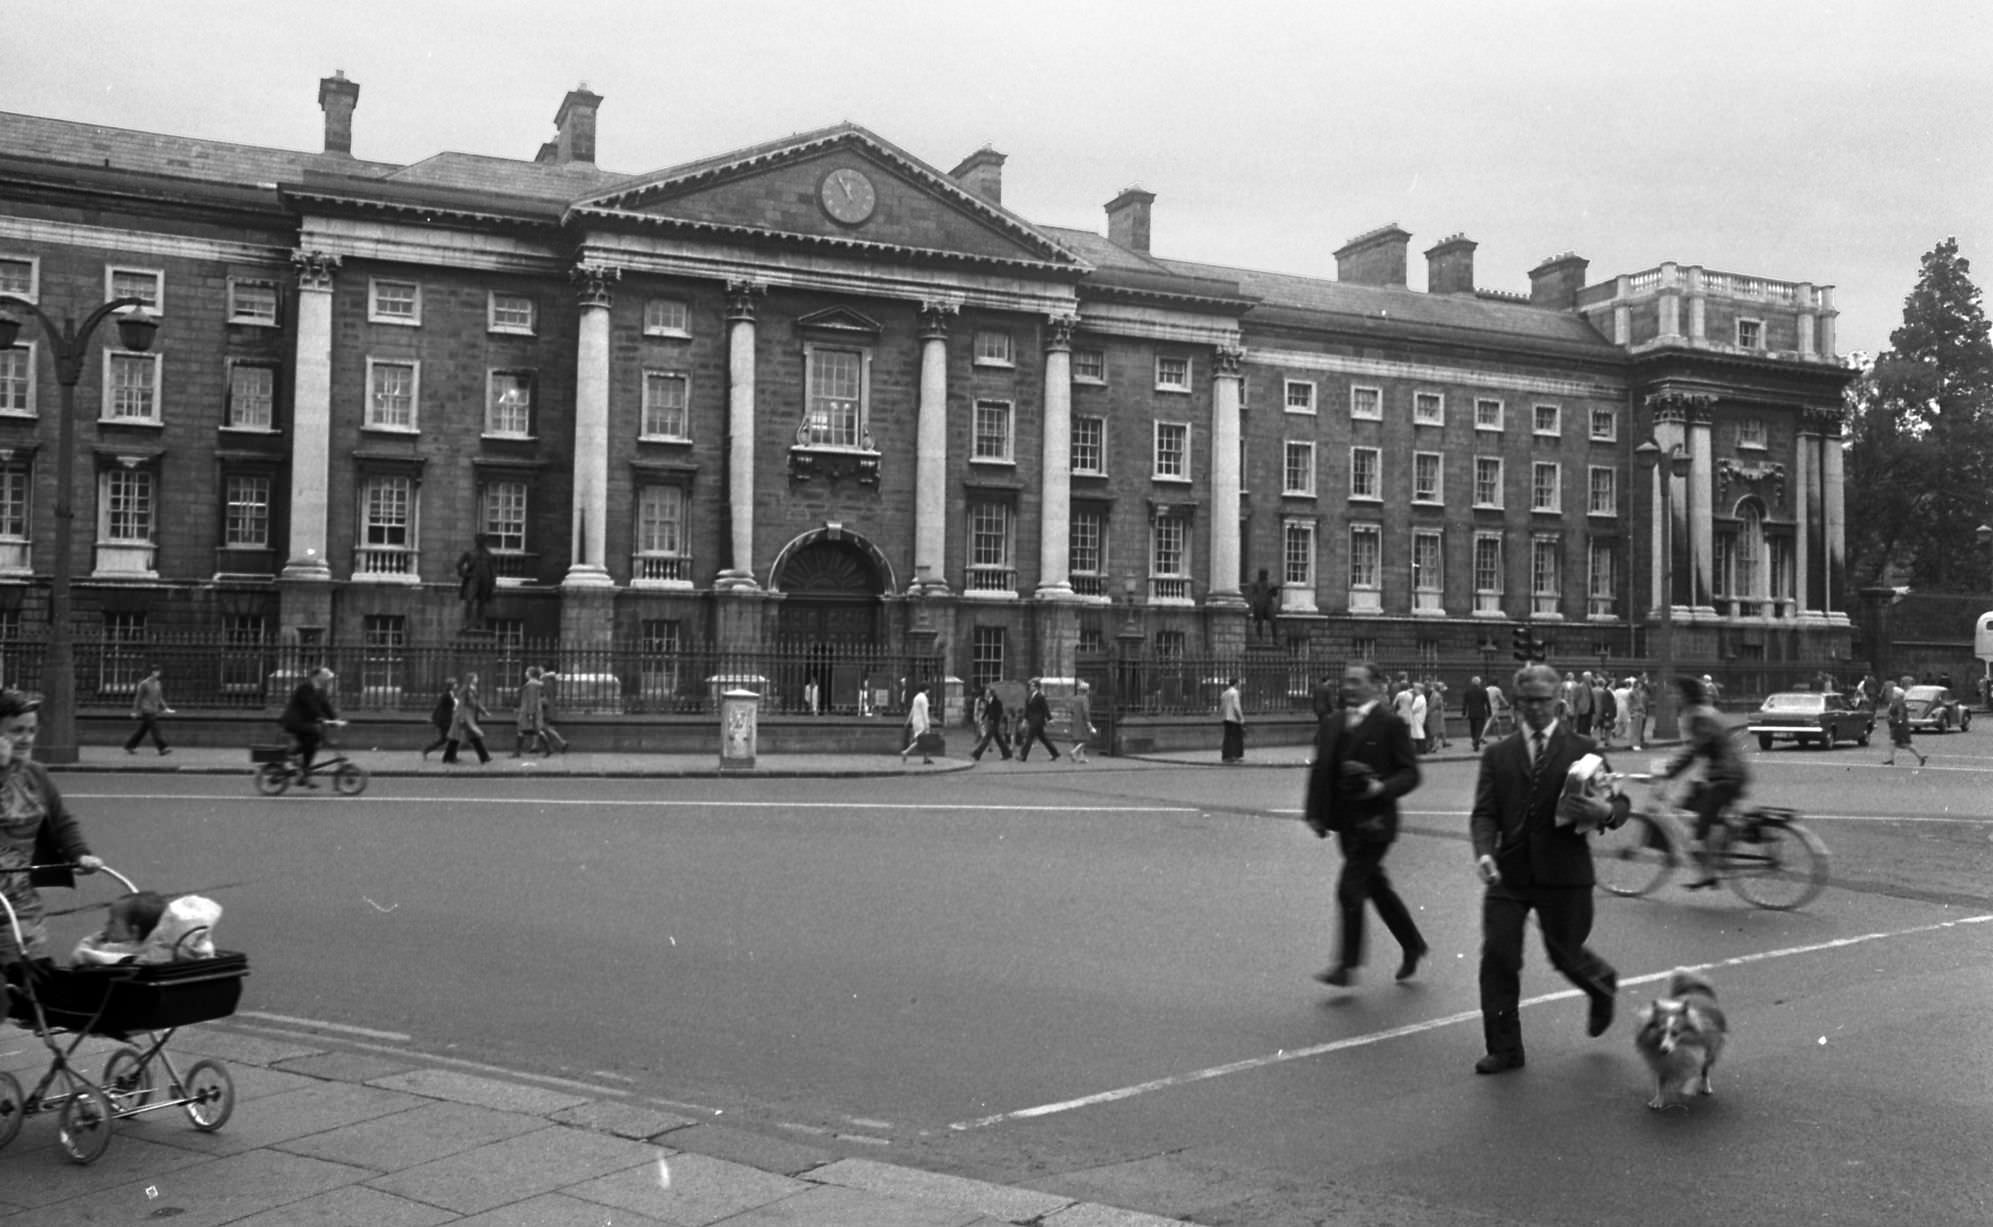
[1902,685,1971,733]
[1747,690,1875,750]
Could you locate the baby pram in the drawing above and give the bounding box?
[1,864,245,1164]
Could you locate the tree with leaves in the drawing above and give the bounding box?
[1844,237,1993,591]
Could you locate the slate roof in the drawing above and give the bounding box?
[0,111,398,187]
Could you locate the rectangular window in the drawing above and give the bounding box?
[102,468,154,542]
[365,359,419,429]
[1283,441,1316,496]
[1533,403,1561,437]
[223,475,270,547]
[0,344,33,415]
[1070,509,1107,596]
[970,626,1007,694]
[1350,446,1381,500]
[1414,529,1443,613]
[227,362,276,429]
[1588,539,1616,617]
[1474,456,1503,508]
[1155,354,1190,391]
[1284,380,1316,414]
[1474,533,1503,613]
[804,345,867,448]
[1588,466,1616,516]
[1531,536,1561,615]
[0,256,36,300]
[360,614,407,704]
[644,297,690,336]
[642,370,690,439]
[1153,421,1190,480]
[1413,391,1444,426]
[973,330,1013,366]
[1072,348,1105,383]
[1150,516,1190,601]
[1350,385,1382,420]
[1532,462,1562,512]
[966,502,1015,592]
[0,456,30,571]
[635,485,689,583]
[1738,416,1767,448]
[369,278,420,324]
[481,479,529,553]
[486,370,533,436]
[99,611,148,695]
[638,618,684,707]
[357,475,416,574]
[1413,451,1443,503]
[1154,629,1186,660]
[106,266,163,312]
[1737,318,1763,349]
[972,399,1014,462]
[1071,416,1105,475]
[1589,406,1617,442]
[1348,524,1382,611]
[103,352,160,422]
[219,614,268,694]
[489,292,536,334]
[1475,397,1503,431]
[1283,519,1316,588]
[228,279,280,325]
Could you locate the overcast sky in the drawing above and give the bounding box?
[4,0,1988,358]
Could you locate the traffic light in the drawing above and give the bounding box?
[1513,626,1534,662]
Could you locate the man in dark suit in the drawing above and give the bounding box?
[1469,663,1625,1074]
[1461,674,1491,751]
[1303,661,1428,988]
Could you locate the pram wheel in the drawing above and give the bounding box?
[255,762,292,796]
[102,1047,156,1112]
[0,1070,22,1149]
[57,1083,114,1164]
[180,1059,234,1131]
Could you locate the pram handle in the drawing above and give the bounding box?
[5,863,138,891]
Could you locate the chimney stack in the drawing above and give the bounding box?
[1335,224,1412,287]
[318,70,360,156]
[1105,187,1155,253]
[950,147,1006,206]
[552,85,603,165]
[1528,252,1590,309]
[1425,234,1477,295]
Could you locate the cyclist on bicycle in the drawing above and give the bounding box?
[278,666,341,788]
[1662,674,1750,888]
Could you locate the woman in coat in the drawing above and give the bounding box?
[445,673,491,765]
[0,689,105,974]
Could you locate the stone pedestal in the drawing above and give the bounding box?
[277,575,334,644]
[715,586,770,653]
[558,584,617,653]
[1032,599,1082,684]
[1204,594,1249,658]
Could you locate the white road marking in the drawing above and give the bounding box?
[234,1010,412,1042]
[946,911,1993,1131]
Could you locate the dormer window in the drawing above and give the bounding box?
[1737,319,1763,349]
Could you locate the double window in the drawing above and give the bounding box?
[1072,349,1105,383]
[0,457,31,572]
[1531,535,1561,615]
[644,298,690,337]
[1350,385,1382,420]
[1150,515,1191,602]
[357,475,418,576]
[480,479,530,554]
[1474,398,1504,431]
[1588,466,1616,516]
[1532,462,1562,513]
[1284,380,1316,414]
[974,330,1013,367]
[1283,519,1316,594]
[1070,509,1108,597]
[1588,539,1616,617]
[1155,354,1190,392]
[106,267,163,313]
[1413,391,1444,426]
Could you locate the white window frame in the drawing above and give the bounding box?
[367,277,421,325]
[0,342,37,417]
[1588,538,1616,618]
[98,466,155,545]
[481,478,530,555]
[634,484,692,586]
[1533,403,1561,437]
[1072,348,1106,384]
[1738,416,1768,450]
[1283,440,1316,497]
[100,350,161,423]
[1349,446,1381,501]
[1413,451,1443,505]
[1282,518,1317,594]
[223,474,271,548]
[800,342,872,450]
[105,266,163,314]
[1474,456,1504,509]
[1149,515,1192,603]
[1588,466,1617,517]
[1532,461,1562,513]
[1413,390,1444,427]
[485,369,534,438]
[1153,421,1191,482]
[1474,397,1504,432]
[973,330,1014,367]
[1350,385,1383,420]
[644,297,691,338]
[0,254,38,302]
[1155,354,1191,393]
[1071,415,1106,475]
[641,369,691,440]
[972,399,1015,464]
[1531,534,1562,616]
[1070,509,1108,595]
[1736,318,1764,349]
[1589,406,1617,442]
[0,456,32,562]
[364,358,420,431]
[1412,529,1444,614]
[225,360,277,431]
[488,292,536,335]
[965,500,1017,595]
[355,474,419,580]
[1473,532,1504,614]
[1348,523,1382,613]
[227,278,280,326]
[1284,380,1317,415]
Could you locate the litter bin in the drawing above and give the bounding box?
[720,688,759,770]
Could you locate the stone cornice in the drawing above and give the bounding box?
[1251,347,1622,400]
[0,216,288,267]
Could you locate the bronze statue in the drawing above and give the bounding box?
[1247,569,1278,641]
[456,533,498,628]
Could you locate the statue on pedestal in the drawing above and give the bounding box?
[456,533,498,629]
[1246,569,1279,642]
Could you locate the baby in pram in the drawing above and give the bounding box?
[72,890,220,966]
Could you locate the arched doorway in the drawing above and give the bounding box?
[771,533,893,714]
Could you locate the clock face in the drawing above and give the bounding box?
[819,167,877,225]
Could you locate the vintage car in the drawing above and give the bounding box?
[1902,685,1972,733]
[1747,690,1875,750]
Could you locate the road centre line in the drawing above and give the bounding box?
[63,792,1202,814]
[946,912,1993,1132]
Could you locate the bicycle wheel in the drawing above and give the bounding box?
[102,1047,156,1113]
[1725,818,1830,911]
[0,1070,22,1149]
[180,1059,235,1131]
[332,760,368,796]
[1592,811,1675,897]
[57,1083,115,1164]
[254,762,292,796]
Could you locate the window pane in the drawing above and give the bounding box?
[807,349,862,446]
[482,481,528,551]
[0,348,31,413]
[224,475,269,546]
[370,363,415,427]
[488,372,532,434]
[108,355,155,419]
[638,486,685,554]
[973,400,1011,460]
[1072,417,1104,473]
[229,364,274,429]
[106,469,154,540]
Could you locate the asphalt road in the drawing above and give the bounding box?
[36,735,1993,1225]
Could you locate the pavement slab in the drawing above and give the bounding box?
[0,1131,210,1209]
[449,1190,674,1226]
[367,1066,593,1114]
[222,1182,461,1227]
[549,1097,701,1140]
[134,1078,430,1158]
[808,1156,1076,1223]
[277,1098,553,1172]
[655,1121,840,1177]
[560,1149,811,1226]
[272,1049,420,1083]
[0,1148,375,1227]
[364,1123,657,1215]
[713,1182,994,1226]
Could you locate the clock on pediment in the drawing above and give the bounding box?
[819,167,876,225]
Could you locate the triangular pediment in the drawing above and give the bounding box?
[571,125,1086,273]
[796,305,883,336]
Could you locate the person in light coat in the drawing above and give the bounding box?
[899,684,933,765]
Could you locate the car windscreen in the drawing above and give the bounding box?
[1760,695,1822,711]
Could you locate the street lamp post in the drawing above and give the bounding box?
[1977,523,1993,592]
[1636,439,1694,741]
[0,295,159,764]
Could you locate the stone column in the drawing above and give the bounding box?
[718,280,764,590]
[1657,261,1682,341]
[281,251,339,586]
[1687,398,1715,612]
[564,264,618,590]
[1796,283,1819,358]
[1794,415,1818,617]
[1685,266,1707,342]
[1821,414,1847,620]
[1035,314,1077,599]
[1207,343,1245,605]
[1649,394,1690,612]
[915,301,956,594]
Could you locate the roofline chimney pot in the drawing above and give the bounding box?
[1105,187,1156,253]
[552,86,603,165]
[318,70,360,157]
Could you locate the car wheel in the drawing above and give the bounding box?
[1857,725,1872,746]
[1758,733,1774,751]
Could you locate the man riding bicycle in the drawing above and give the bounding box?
[1661,674,1749,888]
[279,667,341,788]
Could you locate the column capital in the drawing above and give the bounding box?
[918,299,958,340]
[1802,406,1845,438]
[1212,343,1246,379]
[1643,390,1713,426]
[1044,313,1079,351]
[571,262,621,310]
[726,279,767,322]
[290,250,341,293]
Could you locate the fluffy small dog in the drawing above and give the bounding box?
[1633,968,1727,1110]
